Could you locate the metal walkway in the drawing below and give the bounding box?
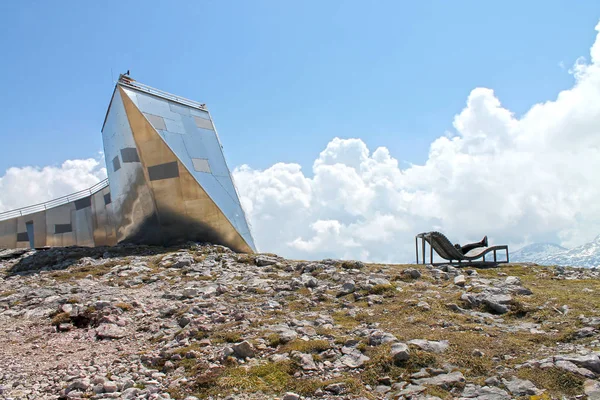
[0,179,109,221]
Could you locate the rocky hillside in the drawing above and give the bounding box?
[1,244,600,400]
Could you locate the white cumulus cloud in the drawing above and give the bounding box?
[0,157,107,213]
[234,21,600,262]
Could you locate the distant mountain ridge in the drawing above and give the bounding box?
[511,235,600,268]
[511,243,567,263]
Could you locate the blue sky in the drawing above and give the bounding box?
[0,1,598,174]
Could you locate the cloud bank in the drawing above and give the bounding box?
[0,158,107,213]
[234,21,600,262]
[2,22,600,263]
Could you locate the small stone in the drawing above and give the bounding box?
[61,303,73,313]
[368,330,398,346]
[67,379,90,392]
[295,352,317,370]
[232,341,255,359]
[584,379,600,400]
[413,371,466,389]
[103,381,118,393]
[472,349,485,357]
[223,347,235,357]
[505,276,521,285]
[255,255,278,266]
[378,376,392,385]
[403,268,421,279]
[182,287,199,298]
[391,342,410,363]
[282,392,300,400]
[408,339,449,353]
[96,323,126,339]
[575,327,596,338]
[338,281,356,296]
[324,382,345,394]
[501,376,539,396]
[338,348,369,368]
[454,275,466,286]
[279,329,298,343]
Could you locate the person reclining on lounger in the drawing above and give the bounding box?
[454,236,488,254]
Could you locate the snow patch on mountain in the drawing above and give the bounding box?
[511,243,567,263]
[512,235,600,268]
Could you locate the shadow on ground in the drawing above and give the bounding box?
[2,244,179,277]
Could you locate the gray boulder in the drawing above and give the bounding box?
[391,342,410,363]
[232,341,255,359]
[408,339,449,353]
[501,377,539,396]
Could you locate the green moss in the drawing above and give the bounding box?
[193,360,365,397]
[369,284,396,296]
[114,302,133,311]
[266,333,281,347]
[281,339,330,354]
[212,331,243,344]
[517,367,585,397]
[51,312,71,326]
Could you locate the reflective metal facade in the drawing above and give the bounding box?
[0,76,255,253]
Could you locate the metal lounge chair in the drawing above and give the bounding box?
[415,231,509,266]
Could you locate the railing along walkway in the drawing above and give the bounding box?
[0,179,109,221]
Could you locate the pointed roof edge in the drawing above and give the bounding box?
[117,74,208,111]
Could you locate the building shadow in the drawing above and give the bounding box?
[3,244,181,277]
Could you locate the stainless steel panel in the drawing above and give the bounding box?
[164,117,186,134]
[104,88,161,245]
[194,116,214,130]
[143,113,167,130]
[136,92,171,116]
[192,158,211,173]
[0,219,17,249]
[46,203,74,247]
[30,211,47,248]
[195,129,229,176]
[74,207,94,246]
[121,88,139,107]
[190,108,210,120]
[113,156,121,171]
[169,102,191,116]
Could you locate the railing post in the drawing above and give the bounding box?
[430,244,433,265]
[415,237,419,264]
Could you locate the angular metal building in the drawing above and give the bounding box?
[0,75,256,253]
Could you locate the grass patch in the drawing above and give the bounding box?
[212,331,243,344]
[281,339,331,353]
[517,367,585,397]
[114,302,133,311]
[369,284,397,296]
[50,312,71,326]
[193,360,365,397]
[48,261,119,281]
